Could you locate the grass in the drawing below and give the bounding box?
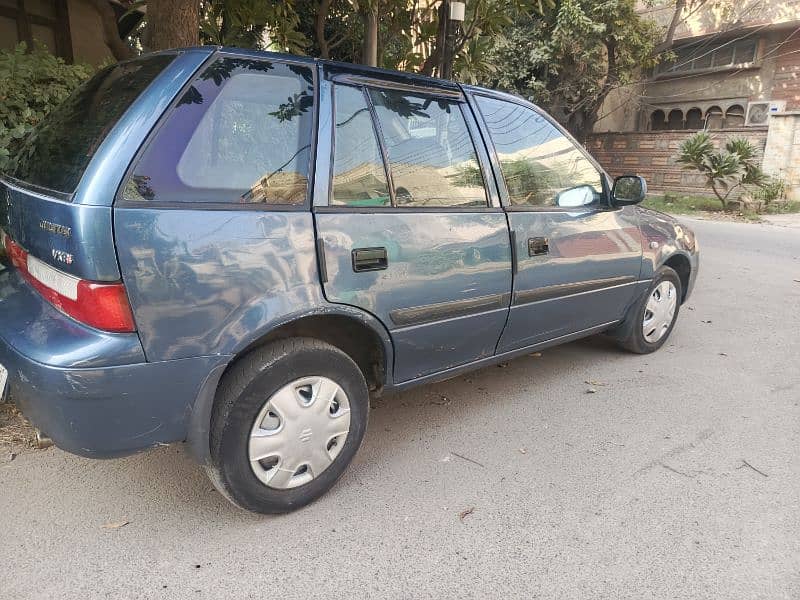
[642,194,800,222]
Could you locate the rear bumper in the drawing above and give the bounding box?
[0,264,227,458]
[1,339,226,458]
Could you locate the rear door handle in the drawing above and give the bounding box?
[352,247,388,272]
[528,237,549,256]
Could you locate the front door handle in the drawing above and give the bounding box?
[528,237,549,256]
[352,247,388,272]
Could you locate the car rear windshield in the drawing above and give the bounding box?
[8,54,176,197]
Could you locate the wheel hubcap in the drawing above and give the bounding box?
[642,280,678,343]
[249,376,351,489]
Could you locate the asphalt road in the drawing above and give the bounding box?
[1,217,798,600]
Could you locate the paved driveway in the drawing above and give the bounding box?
[1,218,798,600]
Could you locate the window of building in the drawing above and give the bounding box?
[647,101,749,131]
[650,109,667,131]
[0,0,71,60]
[724,104,745,128]
[331,85,391,207]
[685,108,703,129]
[368,89,487,208]
[476,96,603,208]
[124,58,315,205]
[706,106,724,129]
[667,109,684,130]
[657,37,759,75]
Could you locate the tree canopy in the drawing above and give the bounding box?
[115,0,677,138]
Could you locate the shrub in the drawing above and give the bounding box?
[0,43,93,173]
[752,176,785,206]
[675,132,767,210]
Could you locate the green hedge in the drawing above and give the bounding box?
[0,43,93,172]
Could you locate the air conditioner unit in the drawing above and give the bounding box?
[746,101,785,126]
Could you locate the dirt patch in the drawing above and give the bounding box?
[0,401,35,458]
[670,210,761,224]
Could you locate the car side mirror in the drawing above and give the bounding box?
[612,175,647,205]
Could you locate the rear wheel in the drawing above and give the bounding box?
[617,266,682,354]
[207,338,369,514]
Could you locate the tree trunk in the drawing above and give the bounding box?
[362,7,379,66]
[420,1,447,76]
[89,0,134,61]
[315,0,333,59]
[147,0,200,51]
[653,0,686,54]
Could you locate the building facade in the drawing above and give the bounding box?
[1,0,128,65]
[590,0,800,201]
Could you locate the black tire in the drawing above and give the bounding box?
[616,266,682,354]
[206,337,369,514]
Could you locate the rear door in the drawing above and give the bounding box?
[313,72,512,383]
[469,92,643,352]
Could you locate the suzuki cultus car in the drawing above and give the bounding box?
[0,47,698,513]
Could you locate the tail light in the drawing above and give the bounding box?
[2,231,136,333]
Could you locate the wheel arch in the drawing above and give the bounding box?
[661,251,692,303]
[185,306,394,464]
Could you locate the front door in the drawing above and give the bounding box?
[314,76,512,382]
[470,93,643,352]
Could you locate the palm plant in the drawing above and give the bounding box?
[676,132,767,210]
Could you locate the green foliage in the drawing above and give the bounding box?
[676,132,767,209]
[480,0,661,140]
[752,176,786,206]
[0,44,93,173]
[199,0,308,53]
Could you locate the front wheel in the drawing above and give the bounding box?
[616,266,682,354]
[207,338,369,514]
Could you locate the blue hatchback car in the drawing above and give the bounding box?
[0,47,698,513]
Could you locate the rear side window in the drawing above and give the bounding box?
[476,96,603,208]
[10,54,175,196]
[368,89,487,208]
[123,58,315,205]
[331,85,390,207]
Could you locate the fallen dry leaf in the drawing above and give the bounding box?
[459,507,475,522]
[101,520,130,530]
[431,395,451,406]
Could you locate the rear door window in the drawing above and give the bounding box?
[331,85,390,207]
[9,54,175,196]
[123,57,315,206]
[368,89,487,208]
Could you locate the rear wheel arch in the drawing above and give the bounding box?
[186,310,392,465]
[233,313,390,393]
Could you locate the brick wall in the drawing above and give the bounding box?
[586,129,769,197]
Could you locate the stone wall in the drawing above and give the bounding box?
[762,113,800,200]
[586,129,769,197]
